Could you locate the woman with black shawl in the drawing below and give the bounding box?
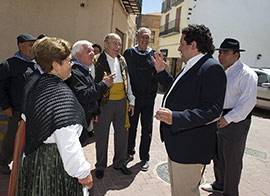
[17,37,93,195]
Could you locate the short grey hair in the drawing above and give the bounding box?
[136,27,151,37]
[72,40,92,59]
[104,33,121,43]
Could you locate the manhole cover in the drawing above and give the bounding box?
[156,162,170,183]
[156,162,205,184]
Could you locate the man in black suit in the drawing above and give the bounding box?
[153,24,227,196]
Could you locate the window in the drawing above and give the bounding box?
[150,31,155,43]
[175,7,181,32]
[115,28,125,54]
[257,72,270,86]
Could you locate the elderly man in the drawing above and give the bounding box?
[152,24,226,196]
[94,33,135,179]
[201,38,258,196]
[65,40,114,142]
[0,33,37,174]
[123,27,157,171]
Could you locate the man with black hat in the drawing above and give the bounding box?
[201,38,258,196]
[0,33,37,174]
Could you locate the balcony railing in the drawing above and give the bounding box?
[162,0,171,13]
[122,0,142,15]
[159,19,180,36]
[162,0,184,13]
[171,0,184,7]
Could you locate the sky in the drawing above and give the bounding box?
[142,0,162,14]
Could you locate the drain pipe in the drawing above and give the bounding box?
[110,0,116,32]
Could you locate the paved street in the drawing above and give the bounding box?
[0,93,269,196]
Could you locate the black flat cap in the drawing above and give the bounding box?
[216,38,245,52]
[17,33,37,44]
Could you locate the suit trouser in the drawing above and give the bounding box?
[94,98,128,170]
[168,158,204,196]
[0,111,20,165]
[127,97,155,161]
[213,118,251,196]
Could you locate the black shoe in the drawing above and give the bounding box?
[124,155,134,165]
[0,164,11,174]
[95,170,104,179]
[140,160,149,171]
[113,165,132,175]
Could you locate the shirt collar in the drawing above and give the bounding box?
[133,45,152,55]
[185,53,205,70]
[14,51,36,63]
[225,60,242,74]
[105,52,117,61]
[36,65,44,74]
[72,59,90,72]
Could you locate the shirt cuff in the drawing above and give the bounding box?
[224,114,232,124]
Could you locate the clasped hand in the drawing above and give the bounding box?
[155,107,172,125]
[78,173,93,190]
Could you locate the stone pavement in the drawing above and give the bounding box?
[0,93,270,196]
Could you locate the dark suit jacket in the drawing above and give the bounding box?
[154,54,226,164]
[95,51,128,83]
[0,57,36,111]
[65,63,108,126]
[95,51,131,105]
[95,52,111,83]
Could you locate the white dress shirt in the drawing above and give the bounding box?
[21,114,90,179]
[223,60,258,123]
[89,63,95,79]
[163,53,205,107]
[105,52,135,106]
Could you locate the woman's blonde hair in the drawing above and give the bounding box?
[32,37,71,73]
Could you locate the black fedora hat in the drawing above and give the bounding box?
[216,38,245,52]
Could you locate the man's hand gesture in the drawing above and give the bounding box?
[151,52,167,73]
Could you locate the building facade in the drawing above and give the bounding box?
[0,0,142,60]
[140,13,161,51]
[159,0,190,77]
[188,0,270,69]
[159,0,270,73]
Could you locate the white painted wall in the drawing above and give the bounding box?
[188,0,270,68]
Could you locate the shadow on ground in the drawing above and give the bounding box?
[90,162,141,196]
[252,107,270,119]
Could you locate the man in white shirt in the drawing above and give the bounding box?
[201,38,258,196]
[94,33,135,179]
[152,24,226,196]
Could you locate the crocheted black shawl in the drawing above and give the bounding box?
[23,74,86,155]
